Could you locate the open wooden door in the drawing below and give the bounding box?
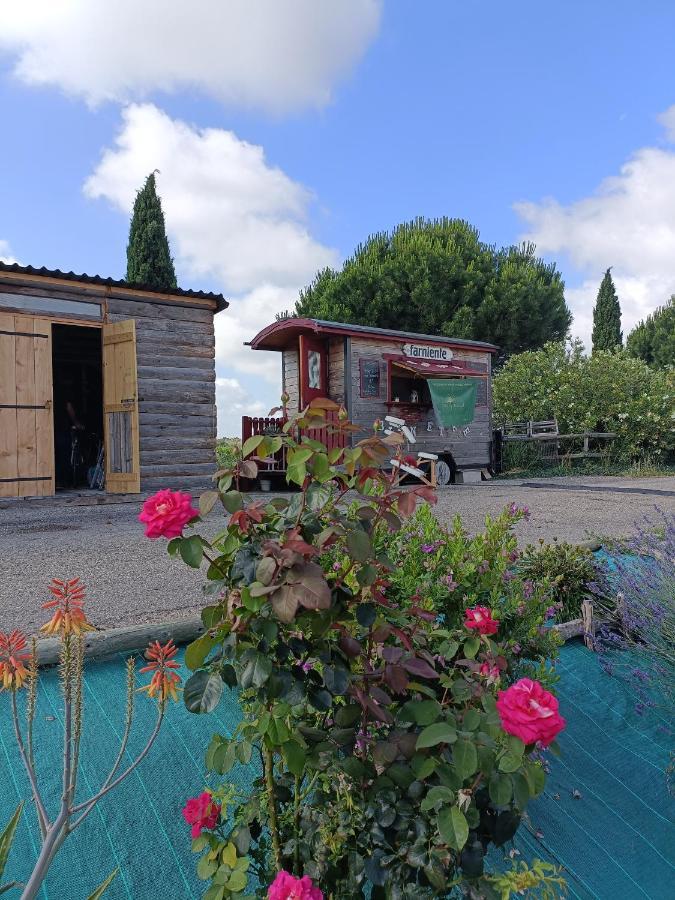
[103,320,140,493]
[0,313,54,497]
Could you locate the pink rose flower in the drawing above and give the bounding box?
[268,871,323,900]
[464,606,499,636]
[479,662,500,681]
[139,489,199,539]
[496,678,566,747]
[182,791,221,839]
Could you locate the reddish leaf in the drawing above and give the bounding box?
[397,491,417,518]
[240,459,258,480]
[382,646,404,663]
[271,586,299,623]
[371,624,393,643]
[409,606,438,622]
[339,634,362,658]
[384,664,409,695]
[402,657,439,679]
[285,562,331,610]
[391,627,413,651]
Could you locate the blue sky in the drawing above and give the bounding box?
[2,1,675,434]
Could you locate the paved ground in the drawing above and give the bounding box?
[1,476,673,635]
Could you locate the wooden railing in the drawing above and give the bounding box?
[241,409,349,473]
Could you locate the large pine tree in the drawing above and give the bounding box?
[126,172,177,289]
[591,268,622,352]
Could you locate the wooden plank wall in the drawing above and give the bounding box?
[348,336,493,469]
[281,348,300,412]
[107,297,217,492]
[328,337,346,405]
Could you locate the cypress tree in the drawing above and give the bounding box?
[592,268,622,352]
[126,172,177,289]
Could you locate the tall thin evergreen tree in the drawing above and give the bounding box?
[126,172,177,289]
[592,268,622,352]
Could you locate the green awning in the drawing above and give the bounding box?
[428,378,477,427]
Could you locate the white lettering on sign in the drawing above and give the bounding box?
[402,343,453,361]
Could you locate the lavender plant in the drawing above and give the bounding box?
[592,511,675,761]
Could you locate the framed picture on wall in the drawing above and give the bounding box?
[360,359,381,397]
[307,349,322,389]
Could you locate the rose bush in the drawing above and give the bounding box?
[149,400,566,898]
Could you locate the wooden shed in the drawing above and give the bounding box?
[0,263,227,498]
[245,318,498,483]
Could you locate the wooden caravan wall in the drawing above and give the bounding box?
[0,313,54,497]
[281,348,300,412]
[106,297,217,492]
[348,337,492,469]
[327,337,346,405]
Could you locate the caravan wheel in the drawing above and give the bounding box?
[436,459,452,486]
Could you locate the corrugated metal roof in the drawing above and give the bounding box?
[0,261,228,309]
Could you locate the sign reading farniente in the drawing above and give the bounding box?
[428,378,477,427]
[402,343,453,361]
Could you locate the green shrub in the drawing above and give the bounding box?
[215,437,241,469]
[493,340,675,461]
[377,503,561,668]
[519,541,598,622]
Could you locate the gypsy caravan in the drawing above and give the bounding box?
[244,318,497,485]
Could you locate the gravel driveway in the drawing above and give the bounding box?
[1,476,673,635]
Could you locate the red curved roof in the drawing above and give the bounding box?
[247,317,498,353]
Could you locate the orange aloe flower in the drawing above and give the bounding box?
[41,578,95,637]
[139,639,182,703]
[0,629,30,691]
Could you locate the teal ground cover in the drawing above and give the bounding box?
[1,643,673,899]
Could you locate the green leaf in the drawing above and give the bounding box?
[346,529,372,562]
[199,490,219,517]
[240,651,273,689]
[399,699,441,726]
[356,603,377,628]
[463,636,480,658]
[86,869,118,900]
[282,740,307,776]
[197,855,218,880]
[242,434,264,457]
[222,491,244,514]
[184,670,224,714]
[0,803,22,879]
[287,461,307,487]
[462,708,481,731]
[498,751,523,773]
[512,772,530,810]
[225,870,248,892]
[416,722,457,749]
[420,785,454,811]
[180,534,204,568]
[184,633,218,671]
[452,739,478,779]
[489,773,513,806]
[438,806,469,851]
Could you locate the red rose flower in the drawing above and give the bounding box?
[496,678,566,747]
[464,606,499,636]
[182,791,221,839]
[268,871,323,900]
[139,490,199,539]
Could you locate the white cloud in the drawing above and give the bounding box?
[657,104,675,142]
[216,376,269,438]
[516,109,675,348]
[85,103,337,430]
[0,0,381,114]
[0,240,19,264]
